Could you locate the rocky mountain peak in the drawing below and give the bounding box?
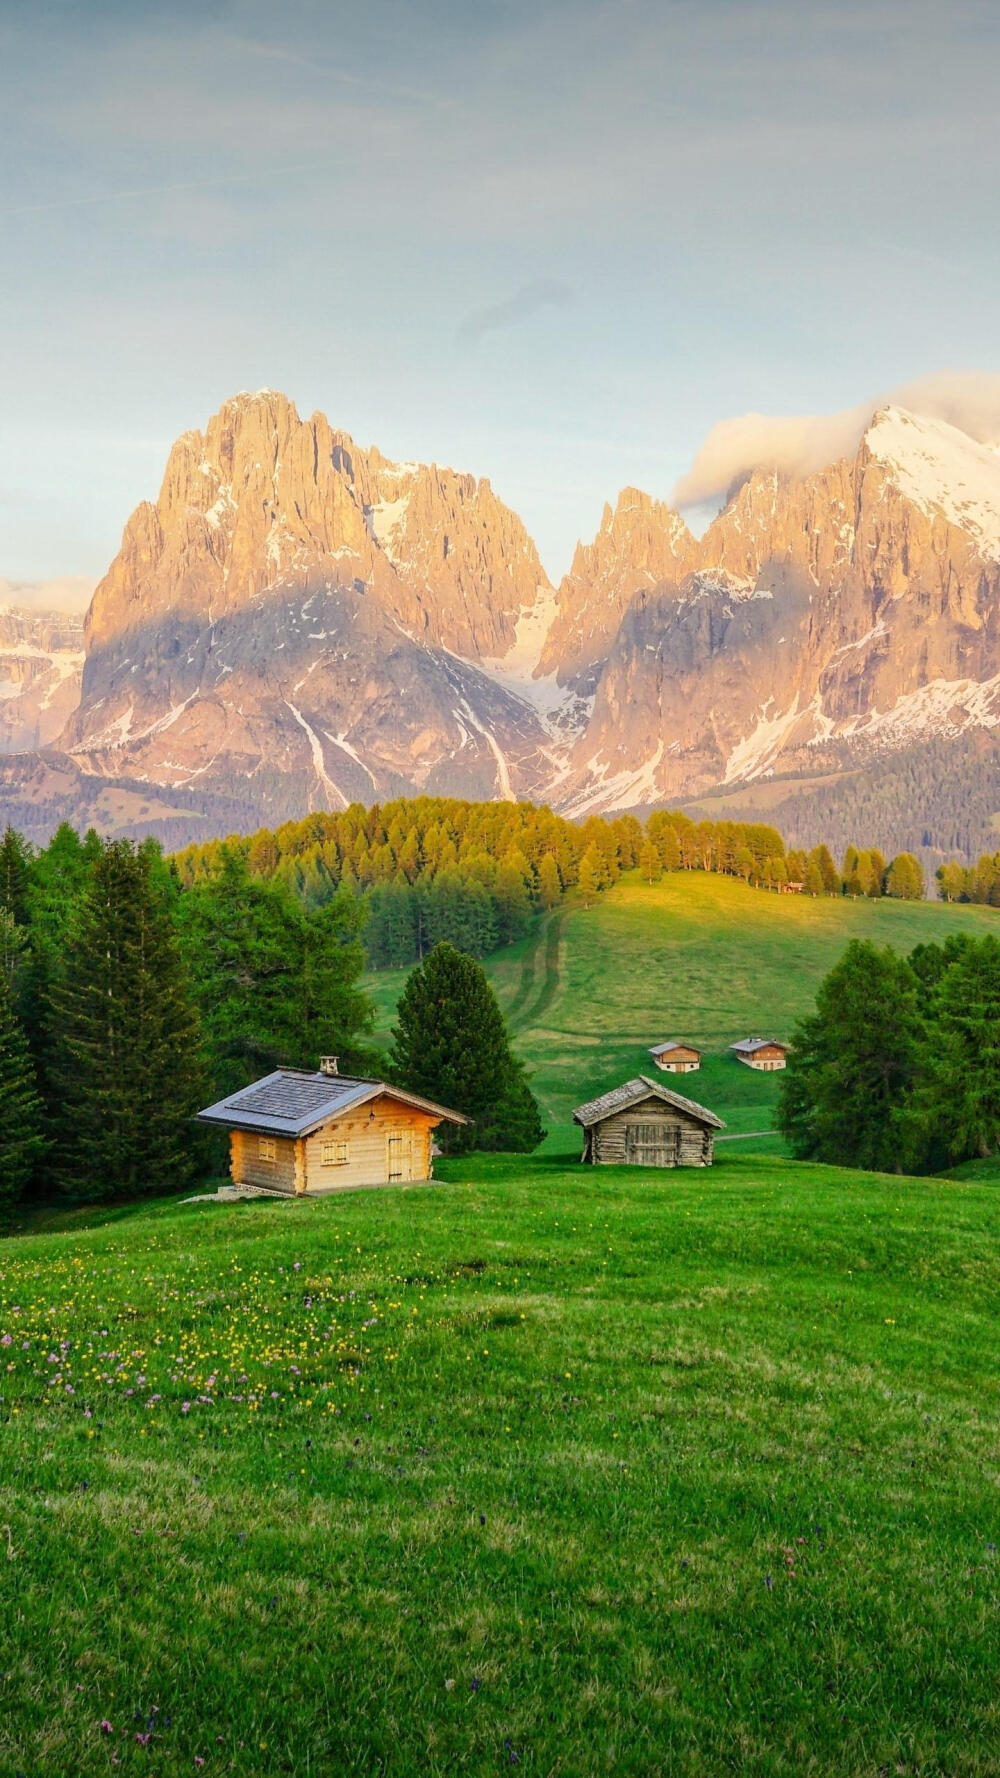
[538,486,695,686]
[857,405,1000,560]
[10,391,1000,856]
[84,390,550,666]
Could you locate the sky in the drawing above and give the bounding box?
[2,0,999,598]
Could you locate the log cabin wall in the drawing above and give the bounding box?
[590,1100,713,1168]
[302,1097,438,1193]
[230,1129,298,1192]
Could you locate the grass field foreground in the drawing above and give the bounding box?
[3,1150,1000,1774]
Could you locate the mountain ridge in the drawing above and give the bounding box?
[6,389,1000,859]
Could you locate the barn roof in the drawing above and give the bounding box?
[197,1070,468,1139]
[648,1039,701,1057]
[730,1037,788,1055]
[572,1076,725,1130]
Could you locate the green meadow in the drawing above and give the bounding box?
[4,871,1000,1775]
[367,870,1000,1137]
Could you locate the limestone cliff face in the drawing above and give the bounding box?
[555,408,1000,812]
[67,391,553,810]
[0,606,84,753]
[538,488,695,688]
[32,395,1000,837]
[84,391,547,659]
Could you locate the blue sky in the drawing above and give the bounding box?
[2,0,999,590]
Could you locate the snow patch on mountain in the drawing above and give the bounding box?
[867,407,1000,559]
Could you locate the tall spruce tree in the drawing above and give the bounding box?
[0,916,45,1207]
[777,940,923,1172]
[0,826,32,926]
[392,942,545,1154]
[915,937,1000,1163]
[50,839,204,1202]
[177,852,372,1093]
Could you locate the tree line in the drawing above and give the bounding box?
[173,797,928,966]
[936,852,1000,906]
[777,933,1000,1174]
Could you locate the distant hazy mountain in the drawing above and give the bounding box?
[5,390,1000,860]
[0,602,85,753]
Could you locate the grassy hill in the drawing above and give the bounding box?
[366,871,1000,1139]
[4,1150,1000,1774]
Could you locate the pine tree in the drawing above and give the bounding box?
[639,840,661,885]
[777,941,922,1172]
[0,825,32,926]
[885,853,924,900]
[392,943,545,1154]
[657,825,681,872]
[914,937,1000,1163]
[0,916,45,1207]
[810,844,841,895]
[50,839,205,1202]
[578,845,606,907]
[803,859,824,896]
[178,851,372,1089]
[538,854,562,911]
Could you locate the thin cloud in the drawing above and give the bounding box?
[0,160,329,220]
[673,372,1000,506]
[458,279,574,344]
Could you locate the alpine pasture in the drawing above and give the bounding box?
[3,871,1000,1776]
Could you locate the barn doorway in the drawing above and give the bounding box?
[386,1131,413,1182]
[625,1121,680,1167]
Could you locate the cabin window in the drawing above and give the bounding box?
[322,1139,349,1166]
[258,1137,276,1163]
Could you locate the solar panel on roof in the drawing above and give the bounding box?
[224,1075,362,1121]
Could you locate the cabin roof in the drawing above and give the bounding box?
[730,1037,788,1055]
[197,1069,469,1139]
[648,1040,700,1057]
[572,1076,725,1131]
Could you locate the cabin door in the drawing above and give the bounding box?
[625,1121,680,1167]
[386,1131,413,1182]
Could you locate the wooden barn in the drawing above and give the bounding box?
[573,1076,724,1168]
[197,1058,467,1195]
[730,1037,789,1072]
[648,1040,701,1074]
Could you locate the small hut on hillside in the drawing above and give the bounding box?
[198,1057,467,1195]
[648,1040,701,1074]
[573,1076,724,1168]
[730,1038,789,1072]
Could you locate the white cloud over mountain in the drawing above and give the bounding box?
[673,372,1000,507]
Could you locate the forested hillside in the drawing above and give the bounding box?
[172,797,925,968]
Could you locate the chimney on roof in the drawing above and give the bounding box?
[319,1055,339,1076]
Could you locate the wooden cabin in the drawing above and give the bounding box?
[573,1076,724,1168]
[197,1058,467,1195]
[730,1037,789,1072]
[648,1040,701,1074]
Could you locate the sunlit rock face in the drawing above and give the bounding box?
[17,393,1000,837]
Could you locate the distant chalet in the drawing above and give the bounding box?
[197,1058,467,1195]
[648,1040,701,1074]
[573,1076,724,1168]
[730,1038,789,1072]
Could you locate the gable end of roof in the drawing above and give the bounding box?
[573,1075,724,1130]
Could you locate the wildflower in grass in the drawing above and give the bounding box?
[99,1720,114,1734]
